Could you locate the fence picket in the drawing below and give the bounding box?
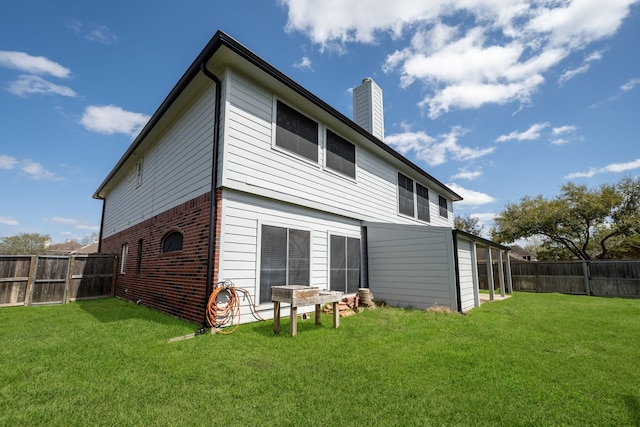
[478,260,640,298]
[0,254,117,307]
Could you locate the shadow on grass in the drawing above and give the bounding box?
[75,297,187,326]
[623,395,640,426]
[247,314,341,338]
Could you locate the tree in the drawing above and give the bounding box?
[454,213,484,235]
[491,178,640,260]
[0,233,51,255]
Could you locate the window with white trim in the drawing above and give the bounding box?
[397,172,414,217]
[398,172,434,223]
[135,161,143,187]
[416,183,430,222]
[120,243,128,274]
[329,235,360,294]
[326,129,356,179]
[275,101,318,162]
[439,195,448,218]
[259,225,311,303]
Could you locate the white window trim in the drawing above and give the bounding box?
[135,160,143,188]
[327,231,362,294]
[396,170,433,224]
[120,243,128,274]
[255,219,314,306]
[323,127,358,182]
[271,97,322,168]
[396,171,415,219]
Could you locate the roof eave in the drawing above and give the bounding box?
[93,30,462,202]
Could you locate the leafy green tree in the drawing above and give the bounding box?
[0,233,50,255]
[491,178,640,260]
[454,213,484,235]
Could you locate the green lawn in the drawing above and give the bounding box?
[1,293,639,426]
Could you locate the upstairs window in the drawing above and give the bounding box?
[162,231,183,253]
[416,183,430,222]
[326,130,356,178]
[439,195,448,218]
[135,161,143,187]
[397,172,414,217]
[276,101,318,162]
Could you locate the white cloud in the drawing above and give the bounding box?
[282,0,637,116]
[0,216,19,226]
[565,158,640,179]
[386,126,495,167]
[451,168,483,180]
[294,56,313,70]
[0,51,71,78]
[558,49,604,84]
[46,216,100,231]
[86,24,118,45]
[66,19,117,45]
[1,155,61,181]
[50,217,77,225]
[550,125,581,145]
[21,159,63,181]
[447,183,496,206]
[620,77,640,91]
[0,155,18,169]
[7,74,77,97]
[552,125,577,135]
[526,0,636,48]
[496,122,549,143]
[80,105,150,137]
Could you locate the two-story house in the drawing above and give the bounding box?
[94,31,511,326]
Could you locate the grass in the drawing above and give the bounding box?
[1,293,639,426]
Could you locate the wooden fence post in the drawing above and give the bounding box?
[65,255,75,304]
[110,255,117,297]
[582,261,591,296]
[24,255,37,307]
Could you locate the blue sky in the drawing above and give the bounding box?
[1,0,639,244]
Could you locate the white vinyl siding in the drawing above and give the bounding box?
[217,190,361,322]
[366,223,457,310]
[102,82,218,237]
[221,69,454,228]
[456,238,478,312]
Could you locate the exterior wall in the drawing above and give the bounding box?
[218,189,361,323]
[456,237,478,312]
[220,69,454,228]
[365,223,457,310]
[101,192,218,324]
[102,83,217,238]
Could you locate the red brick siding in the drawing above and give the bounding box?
[101,190,222,324]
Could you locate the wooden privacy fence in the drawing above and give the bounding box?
[0,254,117,307]
[479,260,640,298]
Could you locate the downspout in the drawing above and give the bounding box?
[97,198,106,253]
[199,61,222,331]
[452,230,463,313]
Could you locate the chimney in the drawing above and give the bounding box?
[353,77,384,141]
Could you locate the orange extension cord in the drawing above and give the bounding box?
[205,281,265,334]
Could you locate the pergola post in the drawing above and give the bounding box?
[505,251,513,294]
[471,242,480,308]
[486,247,495,301]
[498,250,506,297]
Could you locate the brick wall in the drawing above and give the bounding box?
[101,190,222,324]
